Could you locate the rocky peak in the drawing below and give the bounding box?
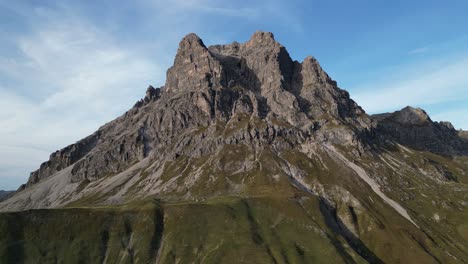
[242,31,294,84]
[166,33,223,93]
[134,85,162,107]
[145,85,160,98]
[391,106,431,125]
[300,56,337,87]
[246,31,277,46]
[373,106,468,155]
[438,121,455,130]
[16,31,374,192]
[173,33,210,66]
[179,33,206,49]
[164,31,369,135]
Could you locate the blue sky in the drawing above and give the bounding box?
[1,0,467,190]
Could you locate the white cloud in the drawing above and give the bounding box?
[150,0,259,17]
[349,53,468,130]
[352,57,468,115]
[1,23,160,141]
[144,0,302,34]
[0,8,161,189]
[160,0,260,18]
[408,46,430,54]
[431,108,468,130]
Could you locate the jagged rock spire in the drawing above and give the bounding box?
[179,33,206,49]
[166,33,222,93]
[246,31,277,46]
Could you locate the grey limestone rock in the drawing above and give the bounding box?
[18,31,370,190]
[16,31,464,194]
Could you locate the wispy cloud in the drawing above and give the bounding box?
[154,0,260,18]
[431,107,468,130]
[408,46,430,54]
[352,55,468,129]
[144,0,303,34]
[0,5,161,189]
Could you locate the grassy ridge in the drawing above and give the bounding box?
[0,197,355,264]
[2,195,462,264]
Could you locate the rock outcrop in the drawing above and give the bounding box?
[372,106,468,155]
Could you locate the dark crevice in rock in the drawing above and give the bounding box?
[348,206,360,235]
[100,229,110,264]
[242,199,279,264]
[319,198,384,264]
[4,213,25,264]
[149,204,165,262]
[406,231,442,264]
[293,197,358,264]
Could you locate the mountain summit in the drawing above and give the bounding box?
[15,31,373,196]
[1,32,467,263]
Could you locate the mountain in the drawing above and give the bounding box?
[0,191,13,202]
[1,31,467,264]
[372,106,468,156]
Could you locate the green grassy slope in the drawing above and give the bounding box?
[2,192,465,264]
[1,198,354,264]
[0,202,164,264]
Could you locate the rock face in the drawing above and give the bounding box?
[1,31,468,264]
[17,31,372,191]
